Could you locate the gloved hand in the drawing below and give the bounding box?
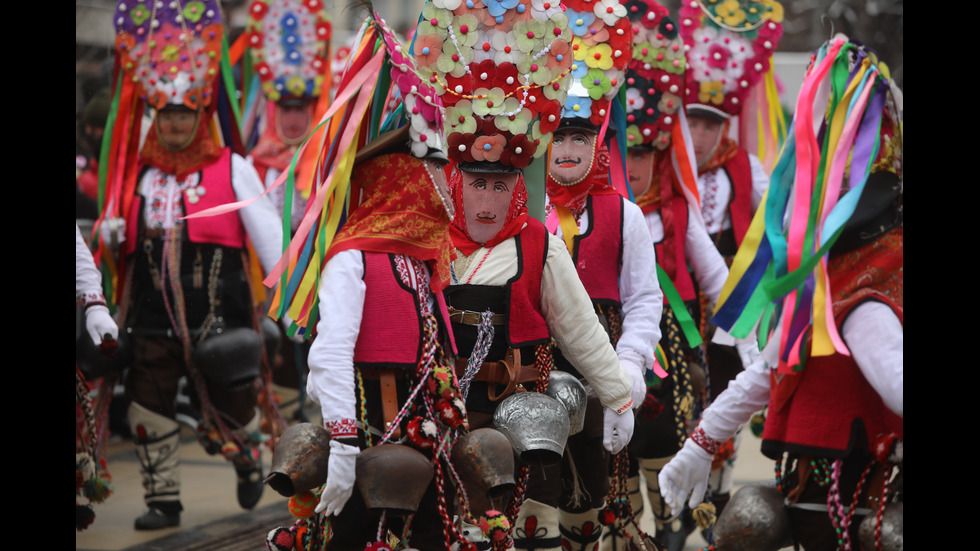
[602,407,634,454]
[315,440,359,516]
[100,217,126,251]
[736,340,761,369]
[85,304,119,345]
[620,358,648,410]
[280,314,305,344]
[658,437,714,515]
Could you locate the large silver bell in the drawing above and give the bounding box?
[265,423,331,497]
[544,371,587,435]
[859,502,903,551]
[712,482,793,551]
[493,392,569,466]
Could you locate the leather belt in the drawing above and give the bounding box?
[455,348,538,401]
[357,367,404,438]
[448,308,506,326]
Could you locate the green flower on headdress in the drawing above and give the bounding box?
[447,100,478,134]
[625,124,643,148]
[494,100,533,134]
[452,14,481,48]
[130,4,150,26]
[182,1,207,23]
[514,20,547,53]
[583,68,611,100]
[517,58,554,86]
[472,87,506,116]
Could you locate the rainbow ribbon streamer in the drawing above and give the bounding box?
[711,38,889,373]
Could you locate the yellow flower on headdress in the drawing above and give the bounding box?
[715,0,746,27]
[698,81,725,105]
[759,0,783,23]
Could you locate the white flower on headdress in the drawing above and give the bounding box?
[491,31,522,64]
[531,0,562,19]
[434,0,464,10]
[593,0,626,26]
[625,87,645,114]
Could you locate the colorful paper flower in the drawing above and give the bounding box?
[566,9,595,37]
[447,100,479,134]
[583,68,612,99]
[715,0,746,27]
[563,94,592,118]
[593,0,626,26]
[472,87,506,116]
[472,134,508,162]
[415,33,446,68]
[531,0,562,20]
[698,80,725,105]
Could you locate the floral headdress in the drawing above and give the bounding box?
[113,0,224,110]
[413,0,574,169]
[245,0,332,103]
[623,0,685,150]
[559,0,633,130]
[679,0,783,120]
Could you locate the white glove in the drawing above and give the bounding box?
[620,358,647,410]
[315,440,359,516]
[736,340,761,369]
[85,304,119,344]
[602,407,635,454]
[100,217,126,251]
[658,437,713,515]
[280,314,305,344]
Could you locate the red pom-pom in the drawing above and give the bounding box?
[873,433,902,465]
[479,510,510,541]
[288,491,318,518]
[598,507,617,525]
[266,526,296,551]
[363,542,393,551]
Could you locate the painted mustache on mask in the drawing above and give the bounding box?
[476,213,497,224]
[555,157,581,167]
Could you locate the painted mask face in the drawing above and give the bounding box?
[277,101,314,144]
[549,128,597,185]
[686,113,724,167]
[156,108,200,150]
[460,170,520,244]
[626,148,656,197]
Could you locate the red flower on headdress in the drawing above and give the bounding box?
[492,62,520,97]
[538,101,562,133]
[449,133,477,163]
[248,0,268,19]
[501,134,536,168]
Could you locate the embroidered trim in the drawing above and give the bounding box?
[324,418,358,439]
[615,399,633,415]
[78,292,107,309]
[690,426,722,455]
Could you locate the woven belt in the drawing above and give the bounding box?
[448,308,506,326]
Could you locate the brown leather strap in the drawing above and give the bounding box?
[379,369,401,439]
[455,348,539,401]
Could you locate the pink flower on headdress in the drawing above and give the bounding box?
[472,134,507,162]
[415,33,446,68]
[580,24,610,47]
[546,39,573,75]
[706,43,730,70]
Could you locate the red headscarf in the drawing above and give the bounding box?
[546,140,620,216]
[249,102,300,173]
[448,165,529,256]
[326,153,455,293]
[140,111,223,181]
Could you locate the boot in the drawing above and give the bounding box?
[513,499,561,551]
[232,410,265,510]
[600,475,644,551]
[130,402,183,530]
[559,508,604,551]
[638,456,687,551]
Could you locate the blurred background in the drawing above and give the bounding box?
[76,0,902,118]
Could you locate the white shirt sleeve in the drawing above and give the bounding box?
[231,153,284,275]
[684,202,729,309]
[616,200,663,371]
[540,236,634,413]
[697,300,904,442]
[841,300,903,417]
[76,224,105,303]
[306,249,366,424]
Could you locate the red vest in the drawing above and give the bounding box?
[506,219,551,347]
[721,149,753,248]
[354,252,454,367]
[125,148,246,254]
[761,296,904,460]
[571,194,623,306]
[654,196,696,301]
